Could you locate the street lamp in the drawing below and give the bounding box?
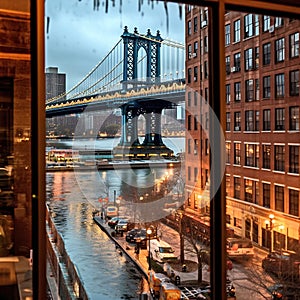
[146,227,153,270]
[265,213,275,252]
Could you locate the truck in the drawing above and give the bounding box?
[148,271,170,297]
[159,282,181,300]
[149,239,177,263]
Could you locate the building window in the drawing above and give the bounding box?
[275,38,285,63]
[275,108,285,131]
[234,82,241,101]
[205,88,208,103]
[225,56,230,75]
[194,116,198,131]
[187,115,192,130]
[274,145,285,172]
[289,189,299,217]
[188,166,191,181]
[263,76,271,98]
[233,52,241,71]
[226,142,231,164]
[234,143,241,165]
[234,19,240,42]
[194,16,198,32]
[188,139,191,154]
[226,112,230,131]
[275,17,284,28]
[245,79,254,101]
[188,44,192,59]
[226,84,231,104]
[254,15,259,35]
[255,79,260,100]
[194,91,198,106]
[187,68,192,83]
[188,20,192,35]
[194,41,198,57]
[290,70,299,96]
[275,73,285,98]
[204,61,208,78]
[289,145,299,174]
[254,46,259,69]
[204,36,208,53]
[263,109,271,131]
[244,14,254,38]
[263,15,270,32]
[194,167,198,182]
[187,91,191,106]
[290,32,299,58]
[225,24,230,46]
[263,42,271,65]
[194,66,198,82]
[234,177,241,199]
[245,110,254,131]
[245,48,253,71]
[290,106,299,131]
[275,185,284,212]
[262,144,271,169]
[234,111,241,131]
[244,179,254,202]
[263,183,271,208]
[255,110,260,131]
[205,138,209,155]
[245,144,259,167]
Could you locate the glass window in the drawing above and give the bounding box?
[290,32,299,58]
[234,177,241,199]
[255,110,260,131]
[226,112,231,131]
[234,111,241,131]
[233,52,241,71]
[263,15,270,32]
[262,144,271,169]
[263,76,271,98]
[289,145,299,174]
[275,17,284,28]
[234,19,240,42]
[275,185,284,212]
[225,56,230,75]
[275,108,285,130]
[274,145,285,172]
[245,48,253,71]
[263,109,271,131]
[194,41,198,57]
[263,42,271,65]
[244,14,254,38]
[245,144,259,167]
[225,24,230,46]
[194,66,198,82]
[245,110,254,131]
[263,183,271,208]
[234,82,241,101]
[245,79,254,101]
[188,20,192,35]
[275,73,285,98]
[234,143,241,165]
[289,189,299,217]
[244,179,254,202]
[194,16,198,32]
[290,69,299,96]
[290,106,300,130]
[226,84,231,104]
[226,142,231,163]
[275,38,285,63]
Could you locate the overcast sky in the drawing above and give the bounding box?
[45,0,185,90]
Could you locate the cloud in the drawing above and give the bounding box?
[45,0,184,90]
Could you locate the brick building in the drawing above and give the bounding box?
[185,7,300,252]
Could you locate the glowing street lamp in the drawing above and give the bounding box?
[146,227,153,270]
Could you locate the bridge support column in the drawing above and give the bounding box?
[143,113,153,146]
[153,110,163,146]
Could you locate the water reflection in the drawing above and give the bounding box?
[46,171,145,300]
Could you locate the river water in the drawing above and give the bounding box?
[46,137,184,300]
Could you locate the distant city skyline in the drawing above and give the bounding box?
[45,0,185,91]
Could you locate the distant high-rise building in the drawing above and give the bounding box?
[45,67,66,101]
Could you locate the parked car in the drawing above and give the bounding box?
[262,251,300,278]
[108,216,122,228]
[149,239,177,263]
[115,219,134,233]
[126,228,143,243]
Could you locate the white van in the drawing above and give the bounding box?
[150,239,177,263]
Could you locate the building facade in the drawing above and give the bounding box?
[185,7,300,252]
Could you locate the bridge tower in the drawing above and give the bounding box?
[113,27,176,160]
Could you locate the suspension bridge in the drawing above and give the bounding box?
[46,26,186,160]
